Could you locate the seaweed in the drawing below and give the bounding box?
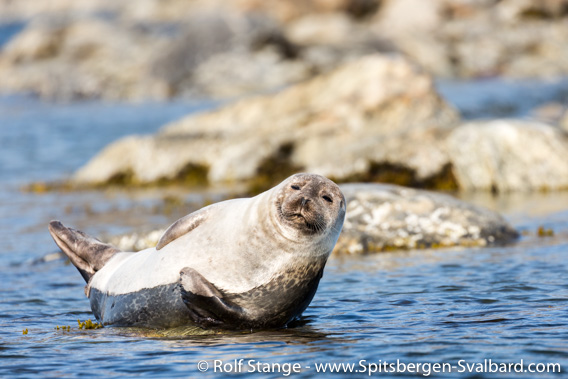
[537,226,554,237]
[78,319,103,329]
[247,142,303,195]
[332,162,459,191]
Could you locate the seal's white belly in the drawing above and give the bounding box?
[90,197,288,296]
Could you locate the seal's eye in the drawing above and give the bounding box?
[291,185,300,190]
[322,195,333,203]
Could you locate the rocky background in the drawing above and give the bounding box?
[3,0,568,253]
[2,0,568,100]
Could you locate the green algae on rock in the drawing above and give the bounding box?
[332,162,459,192]
[247,142,304,195]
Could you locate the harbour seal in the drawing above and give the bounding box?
[48,173,346,329]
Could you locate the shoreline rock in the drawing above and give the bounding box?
[72,54,461,191]
[335,183,518,254]
[447,119,568,192]
[66,51,568,194]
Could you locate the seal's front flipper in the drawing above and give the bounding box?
[48,220,120,282]
[179,267,246,328]
[156,208,211,250]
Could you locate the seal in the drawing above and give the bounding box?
[48,173,346,329]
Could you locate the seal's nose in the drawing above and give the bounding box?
[301,197,310,207]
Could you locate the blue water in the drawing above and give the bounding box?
[436,78,568,120]
[0,22,25,48]
[1,91,567,378]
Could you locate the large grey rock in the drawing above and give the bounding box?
[447,119,568,192]
[334,183,519,254]
[109,182,518,254]
[73,54,460,187]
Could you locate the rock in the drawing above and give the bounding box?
[497,0,568,22]
[530,102,568,126]
[371,0,568,79]
[190,47,310,98]
[375,0,443,37]
[446,119,568,192]
[0,9,307,100]
[72,54,460,188]
[286,13,361,46]
[233,0,379,23]
[109,229,165,252]
[283,12,388,76]
[0,0,116,22]
[108,183,519,254]
[0,0,226,23]
[3,0,568,100]
[561,109,568,132]
[148,11,307,98]
[335,183,518,254]
[0,18,169,100]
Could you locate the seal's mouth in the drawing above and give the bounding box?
[303,219,321,233]
[291,213,320,233]
[276,198,327,235]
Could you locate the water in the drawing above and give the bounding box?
[1,90,568,378]
[0,22,25,48]
[436,78,568,120]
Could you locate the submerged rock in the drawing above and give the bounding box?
[110,229,165,252]
[109,183,518,254]
[447,119,568,192]
[335,183,519,254]
[73,54,460,189]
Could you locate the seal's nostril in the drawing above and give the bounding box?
[301,198,310,207]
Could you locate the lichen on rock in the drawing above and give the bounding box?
[334,183,519,254]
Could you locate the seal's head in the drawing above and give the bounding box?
[274,173,346,240]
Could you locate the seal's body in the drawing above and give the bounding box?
[49,174,345,329]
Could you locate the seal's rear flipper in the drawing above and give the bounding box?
[48,220,121,283]
[179,267,246,328]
